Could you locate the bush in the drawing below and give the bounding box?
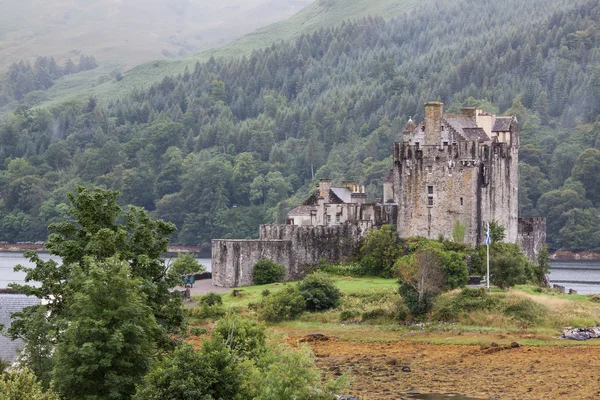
[399,283,434,317]
[170,253,204,277]
[359,225,401,277]
[298,272,342,311]
[253,259,285,285]
[433,288,499,322]
[317,261,367,277]
[213,315,266,360]
[502,297,546,326]
[261,289,271,297]
[258,287,306,322]
[339,310,360,321]
[189,304,226,319]
[134,341,243,400]
[491,253,527,289]
[200,292,223,306]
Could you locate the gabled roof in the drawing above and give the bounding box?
[462,127,490,141]
[492,117,513,132]
[330,187,352,204]
[288,205,315,216]
[0,294,41,362]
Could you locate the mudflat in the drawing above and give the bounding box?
[300,338,600,399]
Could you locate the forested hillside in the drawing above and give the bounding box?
[0,0,599,251]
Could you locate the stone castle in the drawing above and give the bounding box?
[212,102,546,287]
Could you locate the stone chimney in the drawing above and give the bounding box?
[318,179,332,203]
[350,185,367,204]
[424,101,444,146]
[461,107,477,118]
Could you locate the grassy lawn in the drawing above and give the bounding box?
[190,278,600,347]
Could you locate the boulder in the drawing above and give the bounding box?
[560,327,600,341]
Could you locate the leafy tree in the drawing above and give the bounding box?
[452,220,466,243]
[213,315,267,361]
[396,248,446,316]
[169,252,204,278]
[571,148,600,205]
[52,257,158,400]
[359,224,401,277]
[258,287,306,322]
[488,220,505,243]
[0,368,60,400]
[134,340,243,400]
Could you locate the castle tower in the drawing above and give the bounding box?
[393,102,520,247]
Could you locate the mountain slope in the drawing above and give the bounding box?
[37,0,433,107]
[0,0,311,72]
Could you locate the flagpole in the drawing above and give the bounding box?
[486,221,490,292]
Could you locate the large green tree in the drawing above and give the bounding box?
[52,257,158,400]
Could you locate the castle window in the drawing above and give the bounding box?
[421,126,425,132]
[336,215,341,223]
[427,165,433,174]
[443,141,448,147]
[327,215,331,224]
[428,197,434,207]
[460,197,464,206]
[428,186,434,195]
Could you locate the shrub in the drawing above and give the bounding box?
[298,272,342,311]
[170,252,204,277]
[258,287,306,322]
[189,327,207,336]
[433,288,499,322]
[399,283,433,317]
[491,253,527,289]
[253,259,285,285]
[261,289,271,297]
[134,341,243,400]
[502,297,546,326]
[361,308,387,320]
[339,310,360,321]
[213,315,266,360]
[317,261,366,277]
[189,304,226,319]
[200,292,223,306]
[359,225,401,277]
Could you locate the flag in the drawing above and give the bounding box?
[485,222,491,246]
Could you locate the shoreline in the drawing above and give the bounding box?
[0,243,208,254]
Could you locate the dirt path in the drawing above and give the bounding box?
[299,338,600,399]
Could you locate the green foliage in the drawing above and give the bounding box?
[399,283,433,318]
[317,261,367,277]
[201,292,224,307]
[488,220,505,243]
[134,340,244,400]
[253,259,285,285]
[297,272,342,311]
[169,252,204,278]
[213,315,267,360]
[52,257,158,400]
[247,342,348,400]
[359,225,401,277]
[502,297,547,325]
[189,304,227,320]
[533,245,551,286]
[258,287,306,322]
[433,288,499,321]
[451,220,466,243]
[0,368,60,400]
[490,244,531,289]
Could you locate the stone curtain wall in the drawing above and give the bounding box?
[211,239,293,287]
[518,217,547,262]
[212,223,371,287]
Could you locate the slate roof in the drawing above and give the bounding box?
[288,205,315,216]
[330,187,352,204]
[492,117,512,132]
[0,294,40,363]
[462,127,490,141]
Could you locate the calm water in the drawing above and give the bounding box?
[0,251,211,288]
[0,252,598,293]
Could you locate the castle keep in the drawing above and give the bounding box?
[212,102,546,287]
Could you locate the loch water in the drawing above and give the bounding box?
[0,251,212,288]
[0,252,598,293]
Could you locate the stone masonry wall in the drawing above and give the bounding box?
[518,217,546,263]
[212,223,370,287]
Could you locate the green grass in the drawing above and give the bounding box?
[36,0,435,107]
[193,276,397,308]
[192,277,600,346]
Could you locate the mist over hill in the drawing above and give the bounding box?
[0,0,311,72]
[0,0,599,252]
